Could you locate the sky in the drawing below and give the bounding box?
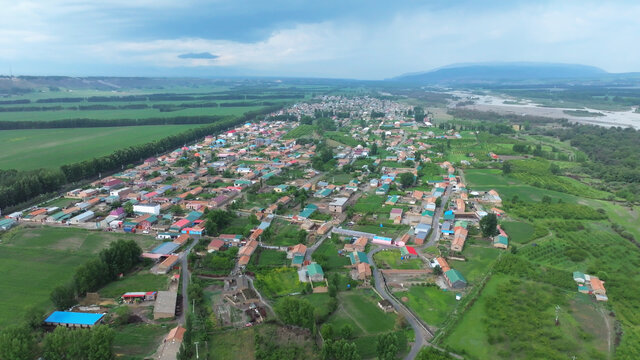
[1,0,640,79]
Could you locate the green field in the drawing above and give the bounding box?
[464,168,582,203]
[0,125,195,170]
[113,323,167,360]
[0,226,158,327]
[98,271,169,298]
[396,286,457,326]
[312,239,351,271]
[210,327,256,360]
[453,246,500,284]
[0,104,264,122]
[373,249,424,270]
[325,289,398,358]
[500,221,536,244]
[252,248,288,267]
[442,274,609,359]
[253,267,305,298]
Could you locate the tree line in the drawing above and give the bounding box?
[0,115,230,130]
[0,106,279,212]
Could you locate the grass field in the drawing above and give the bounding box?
[396,286,457,327]
[325,289,398,358]
[373,249,424,270]
[312,240,351,271]
[252,248,288,267]
[464,168,581,203]
[0,226,158,327]
[254,267,305,298]
[0,125,195,170]
[209,327,256,360]
[453,246,500,284]
[500,221,535,244]
[0,104,264,122]
[442,274,609,359]
[301,293,335,321]
[98,271,169,298]
[113,323,167,360]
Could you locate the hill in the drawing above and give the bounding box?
[392,62,609,84]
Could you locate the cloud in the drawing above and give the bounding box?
[178,52,219,60]
[2,1,640,78]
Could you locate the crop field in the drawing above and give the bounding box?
[452,246,501,284]
[397,286,457,327]
[0,226,157,327]
[113,323,167,360]
[209,327,256,360]
[283,124,318,139]
[442,274,609,360]
[0,125,195,170]
[373,249,424,270]
[252,248,288,267]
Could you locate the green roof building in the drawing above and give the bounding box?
[307,263,325,281]
[348,251,369,265]
[445,269,467,289]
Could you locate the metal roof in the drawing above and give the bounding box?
[45,311,104,326]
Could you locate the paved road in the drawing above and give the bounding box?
[422,185,451,249]
[178,239,199,325]
[367,248,433,360]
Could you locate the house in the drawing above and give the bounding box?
[445,269,467,289]
[590,277,606,296]
[122,292,157,302]
[493,235,508,249]
[274,184,289,193]
[431,257,450,272]
[44,311,105,329]
[352,262,372,280]
[451,227,468,252]
[455,198,465,213]
[306,263,325,282]
[400,246,418,258]
[344,236,368,252]
[288,243,307,259]
[133,203,161,215]
[389,208,403,221]
[291,255,305,268]
[377,299,394,312]
[573,271,587,284]
[174,234,190,245]
[375,183,390,195]
[157,255,180,274]
[207,239,225,252]
[328,197,349,213]
[154,291,178,319]
[385,195,399,205]
[348,251,369,265]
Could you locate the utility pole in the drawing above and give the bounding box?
[194,341,199,359]
[555,305,560,326]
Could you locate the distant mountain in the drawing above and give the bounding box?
[392,62,609,84]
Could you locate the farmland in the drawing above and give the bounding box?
[0,226,157,326]
[0,125,195,170]
[373,249,424,270]
[113,323,167,360]
[396,286,457,327]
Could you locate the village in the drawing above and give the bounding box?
[1,95,611,359]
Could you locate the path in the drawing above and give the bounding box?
[598,306,613,356]
[422,184,451,249]
[246,276,275,315]
[178,238,199,325]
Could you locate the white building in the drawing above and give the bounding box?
[133,203,161,215]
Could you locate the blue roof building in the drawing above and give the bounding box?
[45,311,105,328]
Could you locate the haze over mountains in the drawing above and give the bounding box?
[392,62,640,85]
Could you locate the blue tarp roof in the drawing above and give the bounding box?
[45,311,104,326]
[151,242,181,255]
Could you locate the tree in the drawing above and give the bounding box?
[275,297,315,330]
[123,202,134,216]
[88,326,115,360]
[376,333,399,360]
[549,163,561,175]
[23,306,45,331]
[502,161,512,175]
[479,213,499,238]
[0,325,34,360]
[340,324,354,339]
[321,324,335,340]
[432,265,443,276]
[322,339,361,360]
[370,143,378,156]
[50,282,76,310]
[399,173,415,188]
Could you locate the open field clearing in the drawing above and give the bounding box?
[0,125,194,170]
[0,226,158,326]
[373,249,424,270]
[113,323,167,360]
[396,286,457,327]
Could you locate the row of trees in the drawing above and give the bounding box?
[50,239,142,309]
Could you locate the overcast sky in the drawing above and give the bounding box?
[1,0,639,79]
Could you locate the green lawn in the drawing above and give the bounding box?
[326,289,396,335]
[254,248,288,267]
[98,272,169,298]
[266,219,306,246]
[443,274,610,359]
[500,221,535,244]
[209,327,256,360]
[373,249,424,270]
[113,323,167,360]
[0,226,158,327]
[254,267,305,298]
[396,286,457,326]
[453,246,500,284]
[0,125,195,170]
[312,240,351,271]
